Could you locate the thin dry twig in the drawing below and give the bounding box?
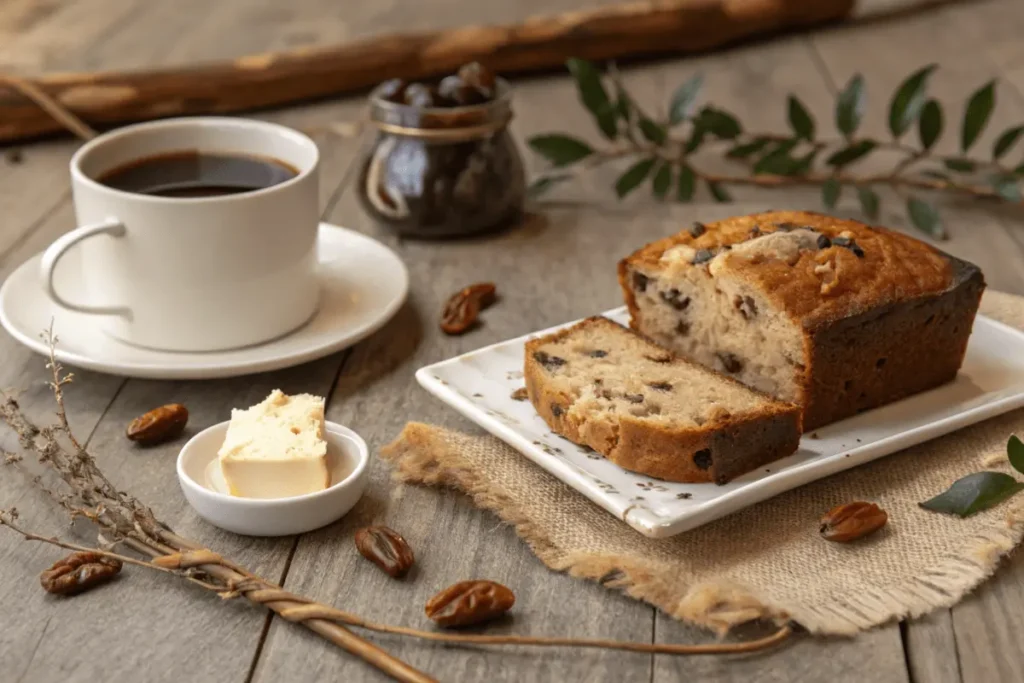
[1,75,98,141]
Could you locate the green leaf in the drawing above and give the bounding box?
[961,80,996,152]
[1015,161,1024,176]
[614,81,633,123]
[726,138,771,159]
[639,117,668,145]
[697,107,742,139]
[668,74,704,125]
[651,162,672,199]
[857,186,880,220]
[826,140,877,167]
[684,126,706,153]
[888,64,938,138]
[677,165,696,201]
[944,158,976,173]
[836,74,866,138]
[793,150,818,174]
[707,180,731,202]
[753,148,802,176]
[919,471,1024,517]
[993,125,1024,160]
[566,58,618,139]
[615,158,656,198]
[527,134,594,167]
[921,170,951,181]
[906,197,944,238]
[787,95,816,140]
[917,99,943,151]
[822,178,842,208]
[527,174,571,198]
[990,174,1023,202]
[1008,436,1024,475]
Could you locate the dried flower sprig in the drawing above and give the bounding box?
[0,331,791,682]
[528,59,1024,239]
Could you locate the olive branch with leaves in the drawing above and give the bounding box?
[527,59,1024,239]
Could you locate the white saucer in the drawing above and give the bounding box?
[0,223,408,380]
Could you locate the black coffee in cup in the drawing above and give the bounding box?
[97,150,298,198]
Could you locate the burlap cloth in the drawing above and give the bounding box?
[381,291,1024,636]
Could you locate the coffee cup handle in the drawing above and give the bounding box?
[41,219,131,316]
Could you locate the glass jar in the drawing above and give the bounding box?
[357,78,525,239]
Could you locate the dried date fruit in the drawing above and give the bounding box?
[355,526,415,578]
[440,282,497,335]
[378,78,408,103]
[692,449,713,470]
[457,62,497,95]
[404,83,437,108]
[717,352,744,374]
[126,403,188,446]
[425,580,515,627]
[40,551,122,596]
[660,289,690,311]
[819,501,888,542]
[533,351,566,370]
[438,75,487,106]
[631,271,649,292]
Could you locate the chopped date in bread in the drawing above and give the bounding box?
[523,317,801,484]
[533,351,566,370]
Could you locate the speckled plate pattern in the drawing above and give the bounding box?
[416,308,1024,538]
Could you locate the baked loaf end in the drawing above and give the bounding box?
[524,317,801,484]
[619,210,985,430]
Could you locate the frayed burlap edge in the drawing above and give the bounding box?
[381,422,1024,636]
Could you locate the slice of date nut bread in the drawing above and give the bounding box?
[524,317,801,484]
[619,210,985,431]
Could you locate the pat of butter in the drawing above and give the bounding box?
[218,390,329,499]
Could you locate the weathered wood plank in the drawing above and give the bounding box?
[0,0,145,72]
[903,615,961,683]
[950,551,1024,683]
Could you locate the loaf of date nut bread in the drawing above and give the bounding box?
[524,317,801,484]
[618,210,985,431]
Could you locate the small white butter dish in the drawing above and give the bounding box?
[176,421,369,536]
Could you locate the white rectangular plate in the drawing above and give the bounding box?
[416,309,1024,538]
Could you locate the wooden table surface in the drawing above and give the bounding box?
[4,1,1024,681]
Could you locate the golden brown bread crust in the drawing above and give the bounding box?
[524,317,802,484]
[618,210,986,430]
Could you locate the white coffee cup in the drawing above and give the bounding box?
[42,117,321,352]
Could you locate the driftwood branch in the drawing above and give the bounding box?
[0,0,856,143]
